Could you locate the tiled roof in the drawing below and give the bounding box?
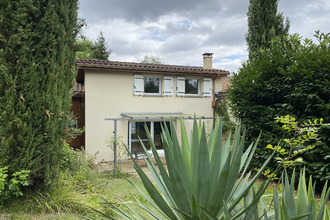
[76,59,230,77]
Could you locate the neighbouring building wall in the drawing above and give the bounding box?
[85,70,216,161]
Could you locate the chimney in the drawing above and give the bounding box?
[203,53,213,69]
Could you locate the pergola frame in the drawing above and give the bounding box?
[105,112,216,171]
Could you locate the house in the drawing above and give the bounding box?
[71,53,230,161]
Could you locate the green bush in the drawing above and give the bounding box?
[0,166,30,207]
[6,147,97,215]
[215,96,235,133]
[228,32,330,185]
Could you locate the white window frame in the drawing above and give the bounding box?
[128,121,171,153]
[133,75,163,96]
[176,77,201,97]
[144,76,162,96]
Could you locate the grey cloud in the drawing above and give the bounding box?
[79,0,330,73]
[79,0,219,23]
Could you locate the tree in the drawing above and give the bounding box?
[246,0,290,57]
[141,55,162,64]
[75,32,111,60]
[0,0,78,188]
[75,37,94,59]
[90,32,111,60]
[228,32,330,185]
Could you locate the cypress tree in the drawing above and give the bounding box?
[246,0,290,58]
[0,0,78,188]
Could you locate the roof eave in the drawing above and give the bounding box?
[76,63,230,77]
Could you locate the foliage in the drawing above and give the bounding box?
[75,38,94,59]
[246,0,290,58]
[228,32,330,185]
[266,116,328,171]
[261,169,330,220]
[141,55,162,64]
[215,96,235,133]
[75,32,111,60]
[93,117,273,219]
[5,148,99,216]
[91,32,111,60]
[0,167,30,207]
[29,173,90,214]
[107,135,126,161]
[0,0,78,188]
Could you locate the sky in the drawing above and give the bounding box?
[78,0,330,73]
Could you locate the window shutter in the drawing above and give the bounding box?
[163,76,173,96]
[133,75,144,95]
[176,77,185,96]
[202,78,212,97]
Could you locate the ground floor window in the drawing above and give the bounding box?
[129,121,170,154]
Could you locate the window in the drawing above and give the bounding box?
[144,77,161,95]
[185,79,199,95]
[176,77,202,96]
[133,75,161,95]
[129,121,171,154]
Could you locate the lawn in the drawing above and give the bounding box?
[0,161,154,219]
[0,161,329,219]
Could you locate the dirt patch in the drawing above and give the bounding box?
[93,157,167,180]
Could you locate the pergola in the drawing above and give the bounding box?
[105,112,216,171]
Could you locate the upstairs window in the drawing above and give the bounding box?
[133,75,161,96]
[144,77,161,95]
[176,77,201,96]
[176,77,212,97]
[185,79,199,95]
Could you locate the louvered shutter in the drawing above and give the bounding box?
[202,78,212,97]
[163,76,173,96]
[133,75,144,95]
[176,77,185,96]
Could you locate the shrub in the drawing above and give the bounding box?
[0,166,30,207]
[228,32,330,185]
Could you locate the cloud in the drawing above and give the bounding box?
[79,0,330,73]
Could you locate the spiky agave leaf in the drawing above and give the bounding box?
[272,168,330,220]
[106,117,273,219]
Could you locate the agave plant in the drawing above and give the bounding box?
[260,169,330,220]
[107,117,273,219]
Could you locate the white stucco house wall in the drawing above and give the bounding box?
[71,53,230,161]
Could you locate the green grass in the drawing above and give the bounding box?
[0,169,151,219]
[1,168,328,220]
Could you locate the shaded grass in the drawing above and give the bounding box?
[1,167,328,219]
[0,169,151,219]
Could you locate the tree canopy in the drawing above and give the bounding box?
[75,32,111,60]
[246,0,290,57]
[228,32,330,184]
[141,55,162,64]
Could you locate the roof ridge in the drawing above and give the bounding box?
[76,58,230,75]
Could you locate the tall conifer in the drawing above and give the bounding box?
[91,32,111,60]
[246,0,290,57]
[0,0,78,188]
